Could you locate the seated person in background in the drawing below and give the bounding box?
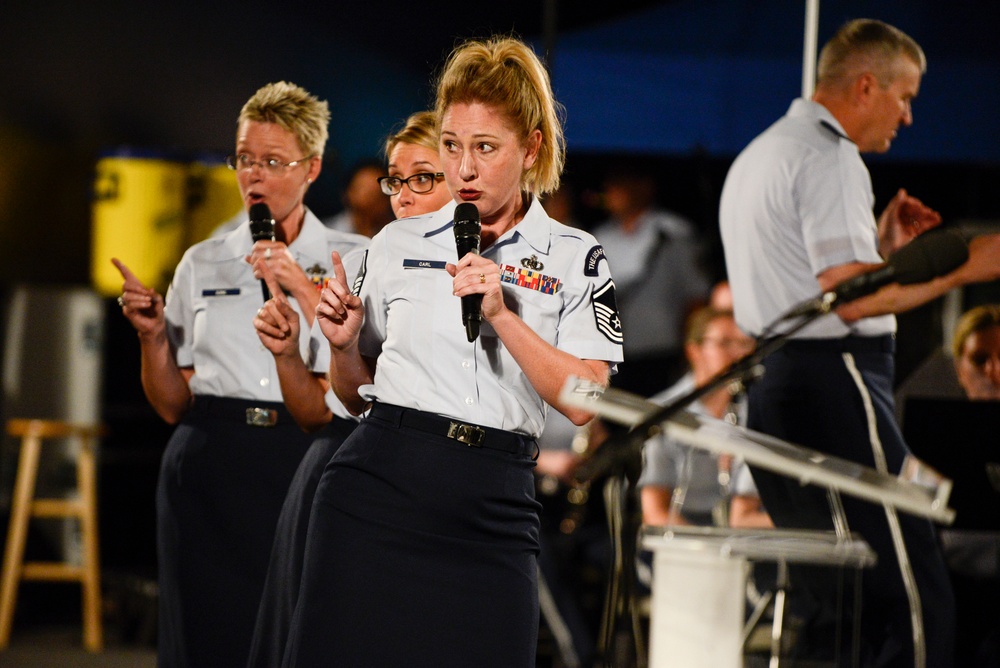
[895,302,1000,422]
[952,304,1000,400]
[323,158,395,237]
[639,306,770,528]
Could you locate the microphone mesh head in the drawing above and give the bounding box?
[454,202,480,225]
[453,203,481,246]
[248,203,275,242]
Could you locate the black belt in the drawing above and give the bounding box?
[770,334,896,355]
[190,395,292,428]
[367,402,536,457]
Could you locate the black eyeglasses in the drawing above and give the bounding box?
[226,153,314,173]
[377,172,444,196]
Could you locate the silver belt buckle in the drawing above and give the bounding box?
[447,421,485,447]
[246,407,278,427]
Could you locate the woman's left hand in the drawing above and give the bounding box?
[253,260,300,359]
[447,254,505,321]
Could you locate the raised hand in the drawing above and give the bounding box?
[111,257,165,337]
[316,251,365,350]
[253,260,301,359]
[246,240,313,302]
[878,188,943,258]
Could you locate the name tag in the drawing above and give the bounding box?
[201,288,240,297]
[402,259,447,270]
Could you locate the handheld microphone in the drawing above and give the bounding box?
[249,203,276,302]
[453,202,483,342]
[785,228,969,319]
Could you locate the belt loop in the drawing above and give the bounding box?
[530,440,540,461]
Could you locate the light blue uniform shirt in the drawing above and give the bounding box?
[165,209,368,419]
[354,197,625,438]
[719,98,895,339]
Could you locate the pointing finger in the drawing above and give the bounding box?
[257,258,287,304]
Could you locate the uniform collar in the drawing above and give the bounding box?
[484,194,552,256]
[424,196,552,256]
[788,97,853,142]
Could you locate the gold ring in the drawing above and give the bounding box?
[117,295,125,307]
[479,273,486,284]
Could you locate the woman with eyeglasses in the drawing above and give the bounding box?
[283,37,624,667]
[246,108,451,668]
[112,81,368,668]
[378,109,452,218]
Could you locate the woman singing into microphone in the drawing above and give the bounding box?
[112,82,368,667]
[283,37,624,666]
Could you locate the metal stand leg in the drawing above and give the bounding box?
[597,473,646,668]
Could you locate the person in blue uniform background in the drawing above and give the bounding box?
[720,19,1000,667]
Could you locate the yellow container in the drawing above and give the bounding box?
[186,156,244,245]
[91,150,188,296]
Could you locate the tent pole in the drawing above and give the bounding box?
[802,0,820,98]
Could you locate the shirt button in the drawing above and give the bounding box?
[462,359,471,369]
[465,397,474,406]
[260,378,270,387]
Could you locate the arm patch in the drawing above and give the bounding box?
[584,245,608,277]
[592,279,623,344]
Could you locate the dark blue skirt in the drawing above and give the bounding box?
[155,396,314,668]
[283,408,542,667]
[247,416,358,668]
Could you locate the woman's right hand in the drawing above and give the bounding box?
[111,258,165,337]
[316,251,365,351]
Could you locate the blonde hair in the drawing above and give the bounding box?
[817,19,926,90]
[384,110,439,159]
[239,81,330,158]
[952,304,1000,358]
[435,36,565,196]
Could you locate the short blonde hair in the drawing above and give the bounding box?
[384,110,439,160]
[952,304,1000,358]
[435,36,565,196]
[239,81,330,158]
[817,19,926,89]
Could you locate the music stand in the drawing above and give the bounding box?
[560,378,956,668]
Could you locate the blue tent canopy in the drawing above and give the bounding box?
[545,0,1000,162]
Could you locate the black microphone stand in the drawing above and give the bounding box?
[580,295,834,667]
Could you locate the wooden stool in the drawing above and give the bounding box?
[0,419,106,651]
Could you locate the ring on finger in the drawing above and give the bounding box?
[257,307,264,317]
[265,248,272,259]
[478,273,486,284]
[117,295,125,307]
